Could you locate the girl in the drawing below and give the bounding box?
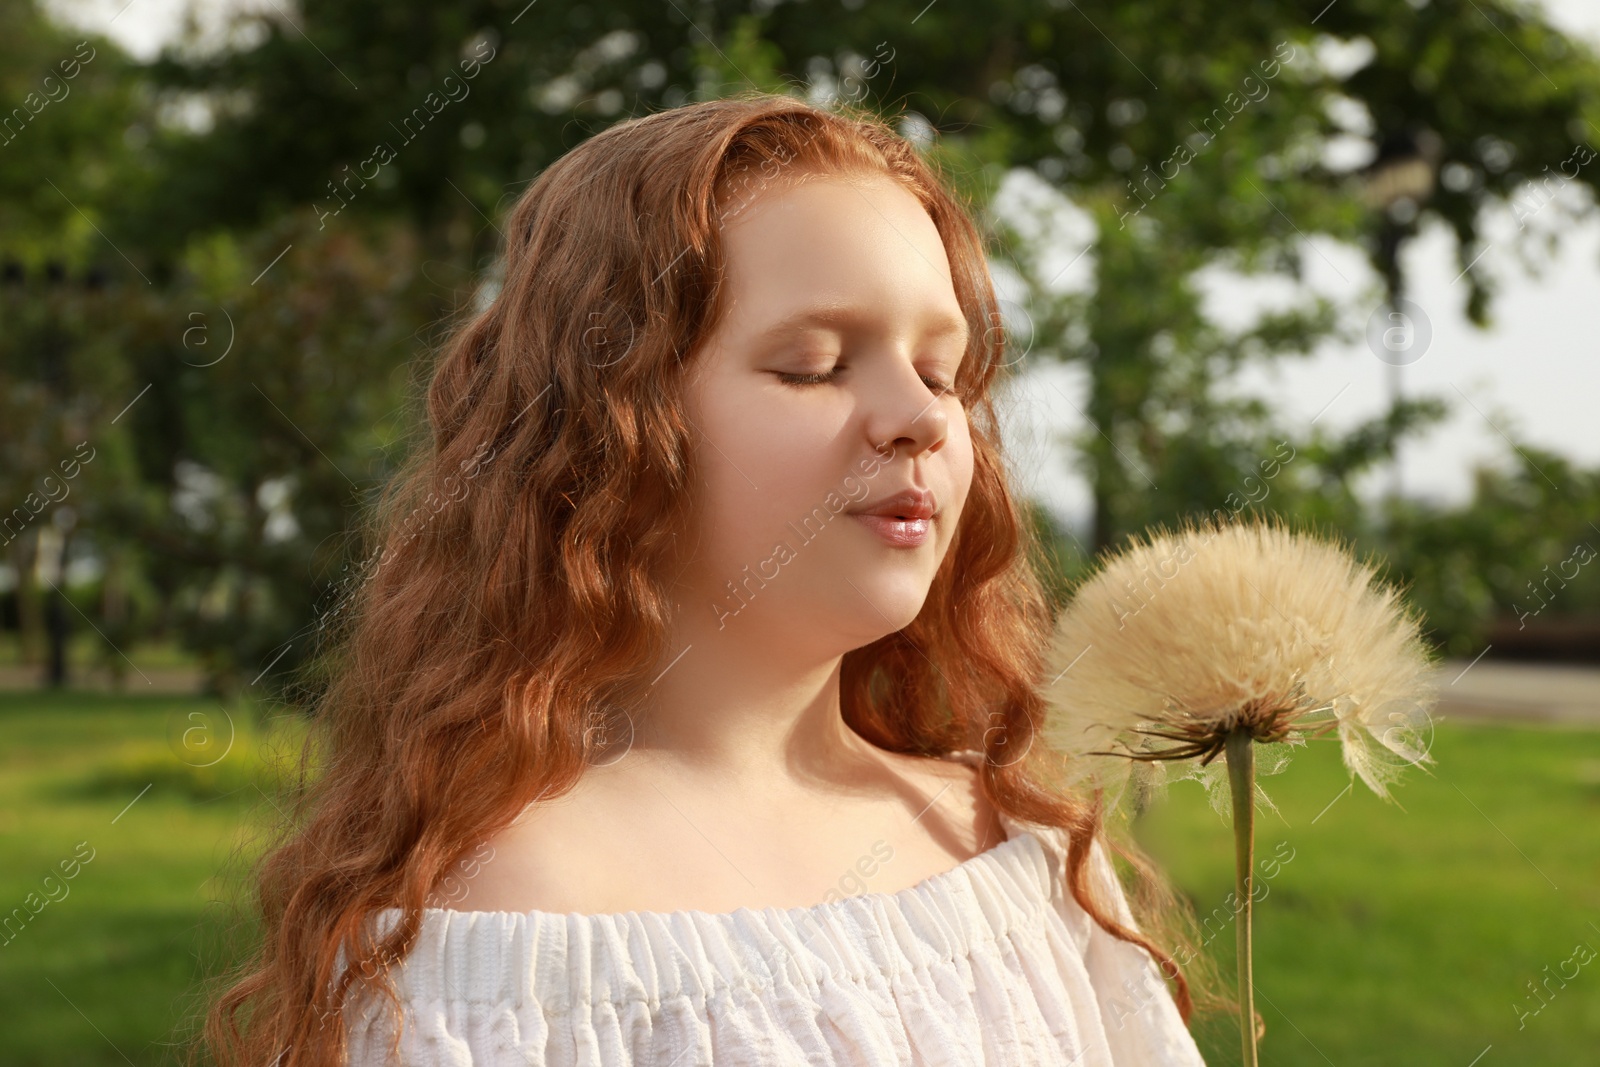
[202,92,1210,1066]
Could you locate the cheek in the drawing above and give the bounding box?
[944,415,977,518]
[691,382,846,559]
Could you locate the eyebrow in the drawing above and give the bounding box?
[754,302,971,346]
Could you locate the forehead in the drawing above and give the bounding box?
[710,171,966,340]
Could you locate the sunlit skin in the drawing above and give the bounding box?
[451,172,1004,916]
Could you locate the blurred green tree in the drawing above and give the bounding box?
[1383,447,1600,657]
[0,1,148,682]
[9,0,1600,688]
[125,0,1600,551]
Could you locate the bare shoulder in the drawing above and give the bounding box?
[879,746,983,791]
[871,747,1004,854]
[434,770,648,914]
[877,745,985,792]
[436,747,1006,915]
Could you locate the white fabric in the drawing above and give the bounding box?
[345,760,1206,1065]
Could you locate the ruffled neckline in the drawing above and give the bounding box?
[367,823,1055,1010]
[360,754,1070,1010]
[393,748,1047,927]
[398,814,1038,925]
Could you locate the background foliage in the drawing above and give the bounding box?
[5,3,1600,1064]
[3,0,1599,683]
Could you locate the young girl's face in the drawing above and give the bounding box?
[677,170,975,654]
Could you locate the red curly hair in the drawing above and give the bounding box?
[194,90,1201,1067]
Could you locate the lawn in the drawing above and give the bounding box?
[1,689,1597,1065]
[0,688,296,1067]
[1137,715,1600,1065]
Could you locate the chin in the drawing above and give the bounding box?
[840,571,933,633]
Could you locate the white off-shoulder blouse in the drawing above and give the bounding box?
[343,754,1206,1065]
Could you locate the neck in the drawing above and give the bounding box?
[627,598,886,787]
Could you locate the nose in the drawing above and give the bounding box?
[862,358,951,461]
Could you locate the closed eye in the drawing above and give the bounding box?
[777,367,955,395]
[775,368,843,386]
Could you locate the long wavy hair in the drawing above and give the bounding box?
[196,90,1218,1067]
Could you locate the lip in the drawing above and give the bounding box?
[846,487,938,548]
[850,513,933,548]
[846,487,937,521]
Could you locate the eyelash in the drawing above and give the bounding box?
[776,368,957,396]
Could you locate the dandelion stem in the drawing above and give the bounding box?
[1226,727,1258,1067]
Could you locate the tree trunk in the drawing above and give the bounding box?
[41,525,72,688]
[10,529,44,667]
[102,542,129,692]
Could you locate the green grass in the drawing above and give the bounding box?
[0,689,297,1067]
[0,632,202,671]
[1,690,1597,1065]
[1135,719,1600,1065]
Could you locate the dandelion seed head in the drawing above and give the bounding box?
[1043,517,1439,816]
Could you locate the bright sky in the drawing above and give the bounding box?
[43,0,1600,529]
[999,0,1600,526]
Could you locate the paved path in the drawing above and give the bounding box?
[0,664,203,694]
[1432,659,1600,727]
[4,659,1600,726]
